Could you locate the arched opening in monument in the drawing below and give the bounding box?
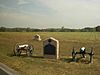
[44,43,56,55]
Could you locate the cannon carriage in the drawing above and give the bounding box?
[13,43,34,56]
[72,47,94,63]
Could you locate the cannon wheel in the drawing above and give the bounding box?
[27,44,34,56]
[13,44,21,56]
[89,48,94,63]
[72,48,76,61]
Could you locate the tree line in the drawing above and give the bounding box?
[0,26,100,32]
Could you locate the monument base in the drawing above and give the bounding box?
[44,55,59,59]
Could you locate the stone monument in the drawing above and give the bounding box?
[33,34,41,41]
[43,37,59,59]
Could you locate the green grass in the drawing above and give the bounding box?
[0,32,100,75]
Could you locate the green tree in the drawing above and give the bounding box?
[0,27,6,32]
[96,26,100,32]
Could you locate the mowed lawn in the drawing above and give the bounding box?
[0,32,100,75]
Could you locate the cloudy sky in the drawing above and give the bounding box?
[0,0,100,28]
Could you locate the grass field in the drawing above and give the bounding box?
[0,32,100,75]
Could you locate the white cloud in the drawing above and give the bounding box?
[17,0,30,5]
[0,11,58,28]
[37,0,100,26]
[0,0,100,28]
[0,10,99,29]
[0,4,7,8]
[38,0,100,14]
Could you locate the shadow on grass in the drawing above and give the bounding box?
[7,53,90,64]
[7,53,14,57]
[30,56,44,59]
[7,53,44,59]
[60,57,90,64]
[76,57,90,64]
[60,58,73,63]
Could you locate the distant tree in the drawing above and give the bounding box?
[14,28,22,32]
[81,27,95,32]
[60,26,65,32]
[32,29,41,32]
[26,27,31,32]
[96,26,100,32]
[0,27,6,32]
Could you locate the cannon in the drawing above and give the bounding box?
[13,43,34,56]
[72,47,94,63]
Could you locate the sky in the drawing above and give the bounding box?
[0,0,100,29]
